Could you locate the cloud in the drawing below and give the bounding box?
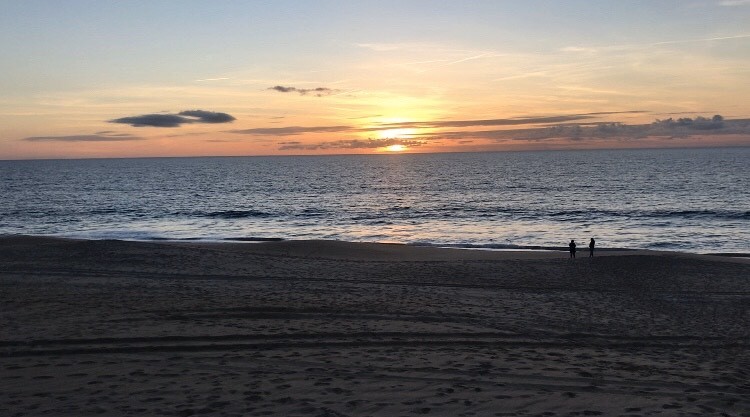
[348,114,383,119]
[269,85,296,93]
[110,110,235,127]
[178,110,236,123]
[651,33,750,46]
[279,138,424,151]
[24,133,142,142]
[230,125,353,136]
[356,42,409,51]
[413,52,504,73]
[268,85,339,97]
[412,115,750,143]
[110,114,186,127]
[194,77,231,82]
[229,112,650,139]
[212,109,747,150]
[368,111,647,131]
[719,0,750,5]
[561,33,750,56]
[403,115,591,128]
[560,46,598,53]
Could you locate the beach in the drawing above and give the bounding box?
[1,236,749,416]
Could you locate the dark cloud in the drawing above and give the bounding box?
[95,132,134,137]
[110,110,235,127]
[279,138,424,151]
[178,110,236,123]
[230,125,352,136]
[270,86,296,93]
[24,133,142,142]
[110,114,187,127]
[268,85,339,97]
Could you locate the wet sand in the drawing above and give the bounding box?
[1,236,749,416]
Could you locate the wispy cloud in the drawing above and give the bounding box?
[268,85,340,97]
[355,41,505,74]
[24,132,142,142]
[194,77,231,82]
[444,52,498,65]
[719,0,750,6]
[651,33,750,46]
[110,110,236,127]
[561,33,750,54]
[355,42,432,51]
[559,46,598,53]
[230,125,353,136]
[279,138,424,151]
[230,112,650,138]
[368,112,647,130]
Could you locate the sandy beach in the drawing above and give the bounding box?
[1,236,749,416]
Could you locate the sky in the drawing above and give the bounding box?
[1,0,750,159]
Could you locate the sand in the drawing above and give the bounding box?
[1,236,749,416]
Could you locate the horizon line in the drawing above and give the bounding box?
[2,144,749,162]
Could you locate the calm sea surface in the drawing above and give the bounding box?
[1,148,748,253]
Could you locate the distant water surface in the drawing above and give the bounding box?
[1,148,748,253]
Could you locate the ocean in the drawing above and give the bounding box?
[1,147,748,253]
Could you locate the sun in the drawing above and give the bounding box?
[385,144,407,152]
[366,117,421,153]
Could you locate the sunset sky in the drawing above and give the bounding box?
[2,0,750,159]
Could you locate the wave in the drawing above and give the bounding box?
[5,206,747,224]
[349,207,750,222]
[645,209,750,220]
[545,208,750,220]
[178,208,332,219]
[223,237,285,242]
[407,241,562,251]
[188,209,274,219]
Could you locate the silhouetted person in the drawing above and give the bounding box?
[589,238,595,257]
[569,239,576,259]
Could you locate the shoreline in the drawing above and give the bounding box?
[2,233,747,260]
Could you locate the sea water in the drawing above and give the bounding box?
[1,147,748,253]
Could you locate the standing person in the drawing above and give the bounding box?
[569,239,576,259]
[589,238,595,257]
